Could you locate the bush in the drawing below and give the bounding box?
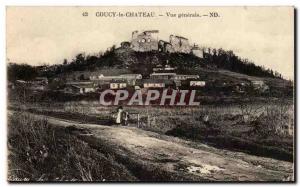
[7,112,135,181]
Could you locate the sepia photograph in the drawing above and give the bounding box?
[6,6,295,182]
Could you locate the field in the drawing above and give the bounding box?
[7,87,295,181]
[7,112,137,181]
[7,105,294,181]
[9,97,294,161]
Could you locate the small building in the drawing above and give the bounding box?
[251,80,264,87]
[134,85,141,90]
[173,74,200,80]
[29,84,46,91]
[139,79,175,88]
[64,81,95,94]
[153,64,176,72]
[120,74,142,86]
[64,84,95,94]
[7,82,15,90]
[64,85,77,94]
[276,123,294,136]
[33,77,48,84]
[251,80,269,92]
[234,83,247,93]
[110,80,127,89]
[120,74,142,79]
[190,81,206,87]
[90,74,142,86]
[66,81,94,86]
[150,72,176,80]
[89,75,99,80]
[173,80,182,87]
[15,80,28,88]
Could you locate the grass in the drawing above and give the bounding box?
[8,98,294,163]
[7,99,294,181]
[7,112,136,181]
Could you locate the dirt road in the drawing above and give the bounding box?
[27,113,294,182]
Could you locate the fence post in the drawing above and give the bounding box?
[137,114,140,128]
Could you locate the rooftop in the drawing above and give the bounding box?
[151,72,177,76]
[138,79,175,84]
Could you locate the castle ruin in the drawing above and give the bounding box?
[130,30,159,52]
[121,30,203,57]
[169,35,191,53]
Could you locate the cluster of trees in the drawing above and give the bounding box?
[7,63,38,82]
[8,45,284,82]
[39,46,123,78]
[202,48,283,79]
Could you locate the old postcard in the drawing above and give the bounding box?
[6,6,294,182]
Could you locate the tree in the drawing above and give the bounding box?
[75,53,85,65]
[63,59,68,65]
[7,63,38,82]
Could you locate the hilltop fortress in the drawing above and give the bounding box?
[120,30,203,58]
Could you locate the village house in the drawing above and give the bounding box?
[120,74,142,79]
[190,80,206,87]
[173,74,200,80]
[110,80,127,89]
[90,74,142,86]
[251,80,264,87]
[251,80,269,92]
[89,74,120,86]
[150,72,199,81]
[7,82,15,90]
[150,72,176,80]
[120,74,142,85]
[33,77,48,85]
[29,84,47,91]
[139,79,175,89]
[64,83,95,94]
[13,77,48,92]
[150,72,200,88]
[66,81,94,86]
[64,81,96,94]
[173,80,182,87]
[153,64,176,72]
[16,77,49,91]
[14,80,27,88]
[90,74,142,81]
[233,83,247,94]
[276,123,294,136]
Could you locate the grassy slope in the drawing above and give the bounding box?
[9,103,294,163]
[8,112,136,181]
[7,111,294,182]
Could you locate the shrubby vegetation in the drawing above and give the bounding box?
[202,49,283,78]
[7,63,38,82]
[7,112,135,181]
[7,46,284,81]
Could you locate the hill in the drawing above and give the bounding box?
[24,46,284,79]
[7,46,293,99]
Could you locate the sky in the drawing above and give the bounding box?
[6,6,294,79]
